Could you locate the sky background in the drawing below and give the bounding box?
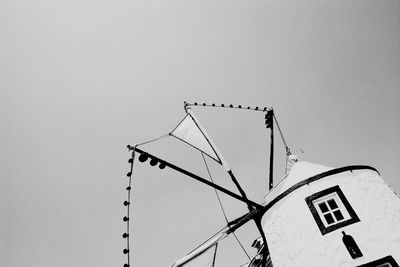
[1,0,399,266]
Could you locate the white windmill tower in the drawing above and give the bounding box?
[261,161,400,267]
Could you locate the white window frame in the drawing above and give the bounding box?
[312,192,351,227]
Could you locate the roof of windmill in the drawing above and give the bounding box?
[263,161,333,205]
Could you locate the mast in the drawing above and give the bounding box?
[265,109,274,190]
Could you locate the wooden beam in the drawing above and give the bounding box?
[128,146,263,210]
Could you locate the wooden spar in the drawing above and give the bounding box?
[269,113,274,190]
[128,146,264,210]
[265,109,274,191]
[227,209,260,233]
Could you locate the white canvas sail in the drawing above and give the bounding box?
[170,232,227,267]
[171,244,218,267]
[170,110,223,165]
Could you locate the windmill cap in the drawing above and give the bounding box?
[264,161,332,204]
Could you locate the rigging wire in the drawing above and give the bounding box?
[123,133,169,266]
[272,113,290,155]
[184,101,272,113]
[232,229,252,261]
[185,101,289,152]
[272,112,295,177]
[184,100,291,165]
[201,153,251,261]
[135,133,170,147]
[123,147,136,267]
[201,153,229,222]
[186,225,229,255]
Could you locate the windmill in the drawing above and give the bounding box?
[123,102,400,267]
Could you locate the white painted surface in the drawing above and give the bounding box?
[262,163,400,266]
[263,162,332,204]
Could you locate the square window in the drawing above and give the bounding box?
[324,214,334,224]
[357,256,399,267]
[318,202,329,213]
[305,185,360,235]
[327,199,338,209]
[333,210,344,221]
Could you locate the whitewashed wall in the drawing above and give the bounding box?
[262,164,400,267]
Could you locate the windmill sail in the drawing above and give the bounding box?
[171,109,231,171]
[171,112,221,164]
[170,231,227,267]
[170,210,258,267]
[171,244,218,267]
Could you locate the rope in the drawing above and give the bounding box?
[201,153,229,222]
[184,101,272,113]
[124,132,168,265]
[201,153,251,261]
[135,133,170,147]
[232,233,251,261]
[272,113,290,155]
[123,147,136,267]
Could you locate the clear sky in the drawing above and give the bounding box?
[1,0,399,266]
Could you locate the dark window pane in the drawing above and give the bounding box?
[376,264,391,267]
[333,210,344,221]
[324,213,334,224]
[327,199,338,209]
[318,202,329,213]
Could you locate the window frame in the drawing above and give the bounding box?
[305,185,360,235]
[356,255,399,267]
[313,192,350,225]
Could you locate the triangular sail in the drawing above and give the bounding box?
[171,244,218,267]
[170,232,227,267]
[170,112,222,164]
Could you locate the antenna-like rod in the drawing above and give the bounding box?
[265,109,274,190]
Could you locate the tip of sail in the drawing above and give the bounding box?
[170,232,227,267]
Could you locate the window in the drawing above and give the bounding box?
[356,256,399,267]
[314,193,349,225]
[305,185,360,235]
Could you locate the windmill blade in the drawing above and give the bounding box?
[129,146,263,210]
[171,113,222,164]
[170,232,226,267]
[170,209,259,267]
[173,244,218,267]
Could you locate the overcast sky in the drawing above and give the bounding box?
[1,0,399,266]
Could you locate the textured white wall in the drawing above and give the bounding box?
[262,168,400,267]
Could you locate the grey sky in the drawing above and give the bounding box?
[1,0,399,266]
